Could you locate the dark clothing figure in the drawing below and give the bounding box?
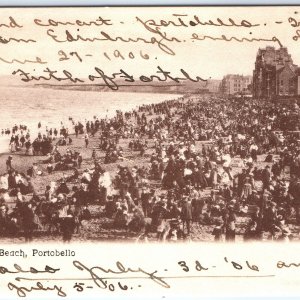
[225,210,236,242]
[181,200,193,235]
[19,203,35,242]
[85,135,89,148]
[60,215,76,242]
[212,225,223,241]
[6,157,13,172]
[57,182,70,195]
[262,167,271,190]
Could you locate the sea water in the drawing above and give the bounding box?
[0,86,182,153]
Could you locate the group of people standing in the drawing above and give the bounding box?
[0,94,300,242]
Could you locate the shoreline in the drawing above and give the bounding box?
[0,89,184,155]
[0,94,299,243]
[0,94,186,178]
[0,94,186,175]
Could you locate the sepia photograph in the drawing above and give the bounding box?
[0,6,299,245]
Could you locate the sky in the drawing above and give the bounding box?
[0,6,300,82]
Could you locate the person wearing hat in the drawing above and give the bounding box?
[56,180,70,195]
[244,217,260,241]
[141,187,152,218]
[6,156,13,172]
[77,154,83,168]
[84,133,89,148]
[60,209,76,242]
[210,164,219,189]
[241,177,253,201]
[249,142,258,163]
[263,201,277,235]
[92,149,97,161]
[262,165,271,191]
[224,206,236,242]
[234,168,247,197]
[181,198,193,236]
[212,220,224,242]
[0,204,9,235]
[19,202,35,242]
[278,227,292,242]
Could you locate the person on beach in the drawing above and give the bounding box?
[25,139,31,155]
[19,202,35,242]
[212,220,224,241]
[84,133,89,148]
[224,206,236,242]
[60,210,76,243]
[6,156,13,172]
[78,154,83,168]
[9,135,15,152]
[0,94,299,243]
[92,149,97,161]
[181,197,193,236]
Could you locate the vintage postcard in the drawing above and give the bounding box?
[0,5,299,299]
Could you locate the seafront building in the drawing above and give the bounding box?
[252,46,300,100]
[220,74,252,96]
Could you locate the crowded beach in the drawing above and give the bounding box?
[0,94,300,243]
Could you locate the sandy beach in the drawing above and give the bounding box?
[0,113,219,242]
[1,93,299,244]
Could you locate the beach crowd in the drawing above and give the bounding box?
[0,94,300,242]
